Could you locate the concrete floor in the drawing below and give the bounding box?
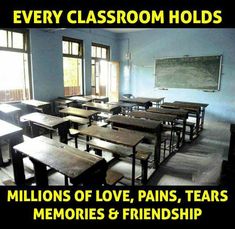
[0,114,231,186]
[148,114,230,185]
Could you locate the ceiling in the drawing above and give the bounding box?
[102,28,151,33]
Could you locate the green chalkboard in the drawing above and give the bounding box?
[155,55,222,90]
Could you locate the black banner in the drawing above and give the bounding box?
[0,0,234,28]
[0,186,234,226]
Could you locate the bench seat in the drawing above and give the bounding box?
[66,115,89,125]
[106,169,124,185]
[86,138,152,184]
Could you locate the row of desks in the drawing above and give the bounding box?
[0,99,208,186]
[0,118,109,186]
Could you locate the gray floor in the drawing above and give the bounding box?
[0,114,231,186]
[148,114,230,185]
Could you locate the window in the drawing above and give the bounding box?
[0,29,31,102]
[91,43,110,95]
[62,37,83,96]
[91,43,109,60]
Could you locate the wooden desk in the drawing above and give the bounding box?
[147,107,189,143]
[13,136,107,186]
[85,95,109,103]
[119,97,152,110]
[22,99,51,114]
[108,115,162,167]
[108,102,137,114]
[20,112,69,144]
[82,102,121,115]
[129,111,177,153]
[130,111,176,123]
[138,97,165,108]
[0,120,23,166]
[59,107,99,125]
[174,101,208,131]
[0,120,23,185]
[69,96,92,104]
[53,98,73,114]
[0,104,21,125]
[79,125,144,186]
[54,98,73,106]
[161,102,201,138]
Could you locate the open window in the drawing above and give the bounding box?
[62,37,84,96]
[0,29,31,102]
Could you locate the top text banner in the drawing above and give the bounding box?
[0,0,234,28]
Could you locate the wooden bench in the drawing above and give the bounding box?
[86,138,152,185]
[2,179,16,186]
[68,121,108,148]
[69,128,80,148]
[114,126,168,154]
[92,121,109,128]
[66,115,90,126]
[97,113,112,120]
[106,169,124,185]
[175,120,195,141]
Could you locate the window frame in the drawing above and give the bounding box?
[91,43,110,91]
[62,36,84,96]
[0,28,32,102]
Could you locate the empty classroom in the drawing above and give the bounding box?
[0,28,234,186]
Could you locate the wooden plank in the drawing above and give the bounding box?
[0,104,21,113]
[162,102,200,113]
[59,107,98,119]
[69,96,92,103]
[0,120,22,139]
[80,125,144,147]
[13,136,106,179]
[108,115,161,132]
[54,98,73,105]
[87,139,132,157]
[20,112,68,129]
[137,97,165,103]
[147,107,188,119]
[120,97,152,107]
[66,115,89,125]
[174,101,209,108]
[82,102,120,113]
[22,99,50,107]
[106,170,123,185]
[85,95,109,103]
[130,111,176,122]
[108,102,137,108]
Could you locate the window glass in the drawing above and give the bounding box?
[13,32,24,49]
[0,30,7,47]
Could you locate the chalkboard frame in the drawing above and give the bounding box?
[154,55,223,91]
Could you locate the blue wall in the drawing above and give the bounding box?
[29,28,235,122]
[118,29,235,122]
[29,28,119,100]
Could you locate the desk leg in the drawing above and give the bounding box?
[132,147,136,186]
[182,119,186,143]
[200,108,205,131]
[10,135,25,185]
[0,148,11,167]
[169,122,174,153]
[154,128,162,168]
[31,123,40,138]
[11,151,26,186]
[30,158,48,186]
[195,112,200,137]
[86,136,90,152]
[58,122,69,144]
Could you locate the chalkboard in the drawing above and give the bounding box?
[155,55,222,90]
